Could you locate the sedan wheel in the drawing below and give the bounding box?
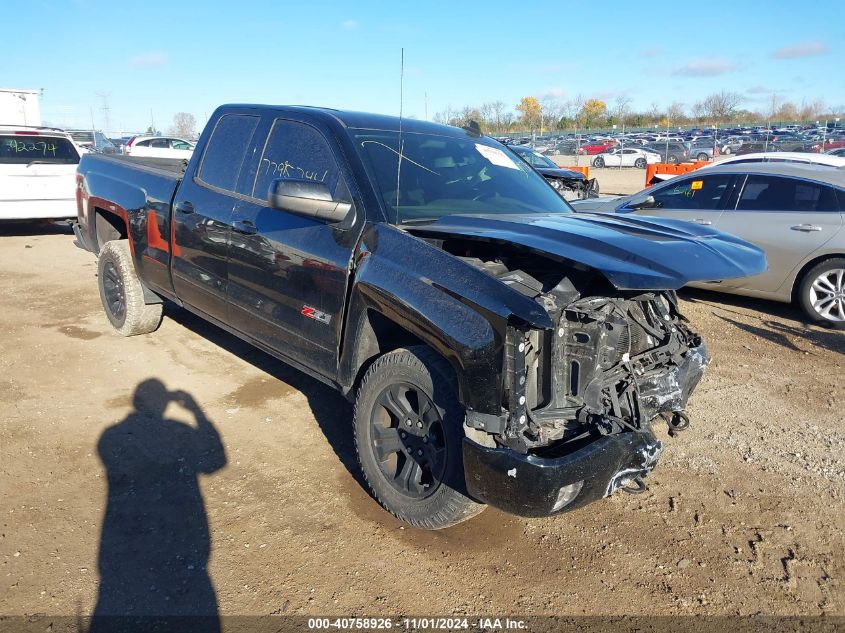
[798,259,845,329]
[593,157,605,168]
[634,158,647,169]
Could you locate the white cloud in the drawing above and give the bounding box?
[539,87,567,100]
[771,41,828,60]
[341,19,359,31]
[130,51,168,69]
[671,58,738,77]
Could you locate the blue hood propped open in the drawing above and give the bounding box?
[409,212,767,290]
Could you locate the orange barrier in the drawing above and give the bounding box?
[560,165,590,179]
[645,161,709,187]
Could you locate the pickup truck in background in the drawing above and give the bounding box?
[74,105,766,529]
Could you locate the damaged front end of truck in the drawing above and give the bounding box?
[405,212,765,516]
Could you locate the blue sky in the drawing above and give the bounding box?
[4,0,843,132]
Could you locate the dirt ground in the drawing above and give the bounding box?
[0,219,843,621]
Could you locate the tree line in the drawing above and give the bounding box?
[433,92,842,135]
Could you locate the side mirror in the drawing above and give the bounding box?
[628,195,657,210]
[268,179,352,223]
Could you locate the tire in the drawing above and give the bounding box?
[668,154,679,164]
[97,240,163,336]
[634,158,647,169]
[723,147,731,155]
[593,157,605,168]
[797,258,845,329]
[697,153,709,161]
[353,346,486,529]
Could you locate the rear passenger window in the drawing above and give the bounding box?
[736,175,839,212]
[252,119,350,203]
[198,114,260,193]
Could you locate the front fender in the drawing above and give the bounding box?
[339,223,553,417]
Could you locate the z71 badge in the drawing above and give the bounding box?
[301,305,332,325]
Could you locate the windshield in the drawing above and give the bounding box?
[512,147,558,169]
[0,135,79,164]
[352,129,572,224]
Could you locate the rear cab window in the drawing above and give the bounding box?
[197,113,260,193]
[0,135,79,164]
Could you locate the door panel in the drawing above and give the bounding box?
[225,117,359,377]
[227,200,356,376]
[170,179,235,320]
[170,113,261,320]
[714,175,844,292]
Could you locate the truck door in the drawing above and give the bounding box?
[226,117,360,378]
[171,113,260,321]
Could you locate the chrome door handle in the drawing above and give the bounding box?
[692,218,712,225]
[790,224,822,232]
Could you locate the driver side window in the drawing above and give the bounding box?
[647,174,733,210]
[252,119,350,204]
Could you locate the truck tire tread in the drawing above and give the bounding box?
[97,240,163,337]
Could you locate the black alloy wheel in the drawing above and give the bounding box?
[370,383,447,499]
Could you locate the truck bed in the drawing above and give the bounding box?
[88,154,189,176]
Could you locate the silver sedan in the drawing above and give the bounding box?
[571,162,845,328]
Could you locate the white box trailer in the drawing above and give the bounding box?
[0,89,41,127]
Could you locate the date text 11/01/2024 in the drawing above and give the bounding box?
[308,617,527,630]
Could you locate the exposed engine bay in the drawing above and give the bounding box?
[435,237,709,491]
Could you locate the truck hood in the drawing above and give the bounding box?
[407,212,767,290]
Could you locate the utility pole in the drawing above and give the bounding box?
[96,92,112,133]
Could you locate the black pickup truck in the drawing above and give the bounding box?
[74,105,765,529]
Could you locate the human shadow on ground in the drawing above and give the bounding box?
[90,379,226,633]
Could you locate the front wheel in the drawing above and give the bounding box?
[722,147,731,155]
[634,158,647,169]
[593,157,605,168]
[667,154,679,164]
[97,240,163,336]
[697,153,709,161]
[353,346,486,529]
[797,258,845,329]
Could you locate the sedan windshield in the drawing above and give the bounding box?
[352,129,572,224]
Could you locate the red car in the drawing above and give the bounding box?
[812,139,845,152]
[577,141,616,155]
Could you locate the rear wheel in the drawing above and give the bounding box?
[798,258,845,329]
[97,240,163,336]
[353,346,486,529]
[593,157,605,168]
[697,152,709,161]
[634,158,647,169]
[723,147,732,155]
[667,154,679,164]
